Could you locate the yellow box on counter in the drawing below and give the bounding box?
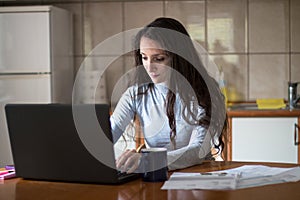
[256,98,286,109]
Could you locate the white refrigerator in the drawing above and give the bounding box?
[0,6,74,167]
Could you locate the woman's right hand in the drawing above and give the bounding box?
[116,149,141,173]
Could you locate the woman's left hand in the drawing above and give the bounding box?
[116,149,141,173]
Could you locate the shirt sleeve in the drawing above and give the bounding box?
[167,126,212,170]
[110,87,136,143]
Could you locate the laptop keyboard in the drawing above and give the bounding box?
[117,170,128,177]
[117,170,140,181]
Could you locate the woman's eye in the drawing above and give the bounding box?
[142,57,147,61]
[154,57,165,62]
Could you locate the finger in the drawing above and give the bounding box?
[116,151,126,169]
[126,155,141,173]
[116,149,132,164]
[116,149,136,170]
[116,151,130,169]
[123,153,141,173]
[118,150,137,172]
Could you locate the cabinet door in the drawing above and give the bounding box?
[232,117,298,163]
[0,12,50,72]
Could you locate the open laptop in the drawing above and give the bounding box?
[5,104,140,184]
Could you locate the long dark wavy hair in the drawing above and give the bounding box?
[133,17,227,155]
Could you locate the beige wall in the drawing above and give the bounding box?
[2,0,300,102]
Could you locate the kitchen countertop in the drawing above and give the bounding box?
[227,103,300,117]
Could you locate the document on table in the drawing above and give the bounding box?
[161,171,239,190]
[161,165,300,190]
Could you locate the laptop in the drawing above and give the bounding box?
[5,103,140,184]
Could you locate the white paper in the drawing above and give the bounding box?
[161,165,300,190]
[161,172,239,190]
[216,165,300,189]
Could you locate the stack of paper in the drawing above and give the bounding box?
[161,172,239,190]
[161,165,300,190]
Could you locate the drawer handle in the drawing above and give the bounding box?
[295,123,300,146]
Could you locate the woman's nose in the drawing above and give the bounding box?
[146,62,156,72]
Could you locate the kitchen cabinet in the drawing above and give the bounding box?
[226,109,300,164]
[232,117,297,163]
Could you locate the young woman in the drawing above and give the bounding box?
[110,17,227,172]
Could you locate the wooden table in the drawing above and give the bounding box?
[1,161,300,200]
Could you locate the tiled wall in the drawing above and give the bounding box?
[2,0,300,102]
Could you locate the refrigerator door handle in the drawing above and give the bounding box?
[0,72,51,76]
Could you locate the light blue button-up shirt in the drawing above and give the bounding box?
[110,83,212,170]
